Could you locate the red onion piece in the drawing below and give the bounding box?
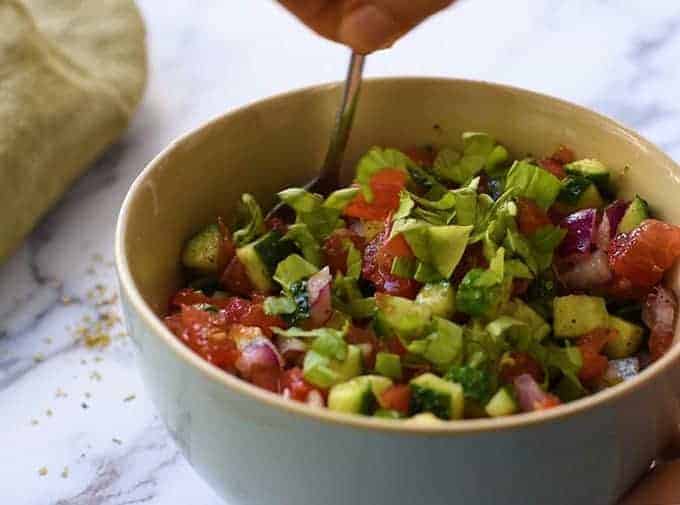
[308,267,333,326]
[307,267,332,303]
[513,374,559,412]
[643,285,677,335]
[595,214,611,251]
[559,208,598,256]
[235,338,284,379]
[605,200,629,237]
[560,250,612,289]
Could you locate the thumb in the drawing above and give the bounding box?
[337,0,455,53]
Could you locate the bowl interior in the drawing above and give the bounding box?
[122,78,680,316]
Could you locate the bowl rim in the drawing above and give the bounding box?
[115,76,680,435]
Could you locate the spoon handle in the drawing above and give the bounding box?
[314,51,366,195]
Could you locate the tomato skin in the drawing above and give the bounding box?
[517,197,552,235]
[170,288,212,309]
[404,146,436,167]
[220,298,285,337]
[500,352,544,385]
[362,221,421,299]
[552,146,575,165]
[577,328,615,383]
[280,368,314,401]
[322,229,365,275]
[379,385,411,415]
[534,395,562,410]
[538,158,566,180]
[649,331,674,361]
[381,233,414,258]
[344,170,407,221]
[384,336,408,356]
[220,256,256,297]
[172,305,240,372]
[608,219,680,290]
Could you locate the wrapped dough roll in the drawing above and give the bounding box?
[0,0,147,262]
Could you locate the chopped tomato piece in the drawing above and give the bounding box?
[322,229,365,275]
[384,336,408,356]
[404,146,436,167]
[220,256,255,297]
[500,352,544,385]
[381,233,414,258]
[344,170,407,221]
[378,385,411,415]
[577,328,616,383]
[346,325,380,369]
[551,146,575,165]
[534,394,562,410]
[220,298,285,337]
[172,305,240,371]
[281,368,318,402]
[649,331,674,362]
[538,158,566,180]
[608,219,680,290]
[517,197,552,235]
[362,221,421,299]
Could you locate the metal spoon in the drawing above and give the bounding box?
[266,51,365,219]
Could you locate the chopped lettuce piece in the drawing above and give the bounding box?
[391,256,417,278]
[394,191,415,220]
[374,352,403,380]
[233,193,266,246]
[505,259,534,280]
[283,224,322,267]
[272,324,347,341]
[311,331,348,361]
[355,147,415,201]
[277,188,343,240]
[263,296,297,316]
[505,160,561,209]
[407,317,463,369]
[323,187,360,210]
[277,188,323,213]
[401,224,473,279]
[375,294,432,341]
[273,254,318,290]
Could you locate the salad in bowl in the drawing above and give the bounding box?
[164,132,680,421]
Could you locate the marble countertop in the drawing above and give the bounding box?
[2,0,680,503]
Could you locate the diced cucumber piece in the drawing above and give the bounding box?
[415,282,456,319]
[564,158,610,186]
[236,231,296,293]
[303,345,363,389]
[374,352,403,380]
[406,412,444,425]
[327,375,393,414]
[181,224,221,273]
[409,373,464,420]
[553,295,609,338]
[375,294,432,341]
[617,195,649,234]
[485,387,518,417]
[605,316,644,359]
[556,178,605,212]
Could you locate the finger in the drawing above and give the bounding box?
[619,460,680,505]
[277,1,343,41]
[337,0,455,53]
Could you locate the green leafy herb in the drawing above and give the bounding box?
[505,160,561,209]
[273,254,318,290]
[445,366,494,404]
[283,224,322,267]
[456,268,503,318]
[233,194,266,246]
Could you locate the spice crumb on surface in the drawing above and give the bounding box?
[55,388,68,398]
[84,392,91,399]
[33,353,45,363]
[123,394,136,402]
[61,466,69,479]
[44,337,53,344]
[30,419,39,426]
[89,371,102,381]
[46,409,53,417]
[112,438,123,445]
[38,467,48,476]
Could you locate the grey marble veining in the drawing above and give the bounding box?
[1,0,680,503]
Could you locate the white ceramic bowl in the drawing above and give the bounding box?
[116,78,680,505]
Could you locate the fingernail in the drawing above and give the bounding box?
[338,4,400,54]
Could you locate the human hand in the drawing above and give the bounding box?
[278,0,456,54]
[619,460,680,504]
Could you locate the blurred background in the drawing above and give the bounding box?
[1,0,680,503]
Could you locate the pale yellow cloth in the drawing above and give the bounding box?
[0,0,147,262]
